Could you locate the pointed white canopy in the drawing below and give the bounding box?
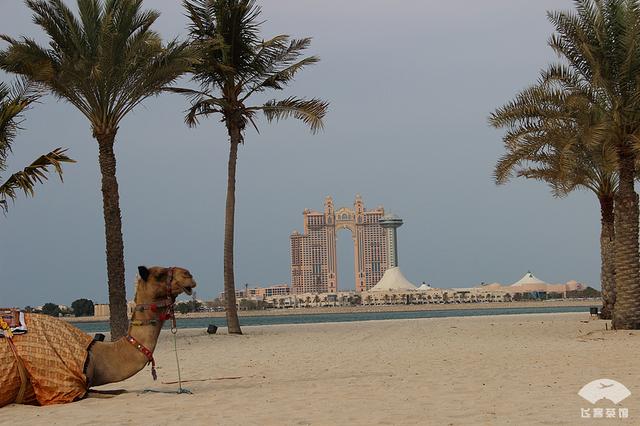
[511,272,548,287]
[417,283,435,291]
[370,267,418,292]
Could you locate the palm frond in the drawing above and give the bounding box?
[257,97,328,133]
[184,0,262,89]
[0,78,43,167]
[240,36,318,95]
[186,95,229,127]
[0,148,75,213]
[546,0,640,137]
[242,54,320,101]
[490,63,617,199]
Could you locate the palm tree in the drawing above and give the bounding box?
[490,79,618,319]
[0,0,194,339]
[352,294,362,306]
[0,78,74,213]
[541,0,640,329]
[174,0,328,334]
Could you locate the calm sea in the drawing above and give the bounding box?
[74,305,591,334]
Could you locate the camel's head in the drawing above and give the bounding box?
[135,266,197,303]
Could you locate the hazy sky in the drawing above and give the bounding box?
[1,0,595,308]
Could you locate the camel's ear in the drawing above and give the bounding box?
[138,266,150,282]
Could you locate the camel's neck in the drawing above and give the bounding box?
[88,306,167,387]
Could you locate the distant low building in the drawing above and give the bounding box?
[270,291,357,308]
[476,272,586,297]
[220,283,292,301]
[93,301,136,317]
[362,285,510,306]
[256,284,291,298]
[215,272,590,310]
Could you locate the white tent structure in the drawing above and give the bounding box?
[508,271,569,294]
[370,267,418,292]
[510,272,548,287]
[417,283,435,291]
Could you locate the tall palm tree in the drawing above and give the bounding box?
[490,79,618,318]
[0,78,74,213]
[543,0,640,329]
[0,0,194,339]
[174,0,328,334]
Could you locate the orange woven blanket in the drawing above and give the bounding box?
[0,313,93,407]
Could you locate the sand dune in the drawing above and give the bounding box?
[2,313,638,425]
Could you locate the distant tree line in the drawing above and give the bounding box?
[23,299,95,317]
[512,287,601,301]
[71,299,95,317]
[176,300,203,314]
[239,299,269,311]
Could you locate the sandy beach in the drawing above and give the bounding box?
[2,312,638,425]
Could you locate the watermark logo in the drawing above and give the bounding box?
[579,379,631,419]
[579,379,631,405]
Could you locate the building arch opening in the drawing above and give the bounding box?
[336,227,356,292]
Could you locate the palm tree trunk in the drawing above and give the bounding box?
[612,148,640,329]
[223,122,242,334]
[96,132,128,340]
[598,195,615,320]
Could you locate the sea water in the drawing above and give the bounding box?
[74,305,590,334]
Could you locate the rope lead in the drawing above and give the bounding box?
[172,330,191,394]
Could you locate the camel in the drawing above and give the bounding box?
[1,265,197,407]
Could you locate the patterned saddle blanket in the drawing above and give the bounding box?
[0,313,93,407]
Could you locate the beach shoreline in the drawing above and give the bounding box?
[64,299,599,323]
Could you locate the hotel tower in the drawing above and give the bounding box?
[291,195,402,293]
[379,214,403,268]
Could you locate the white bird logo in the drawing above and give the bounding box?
[578,379,631,404]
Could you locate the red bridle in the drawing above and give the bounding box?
[125,267,177,381]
